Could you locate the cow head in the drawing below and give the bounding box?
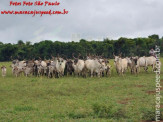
[58,58,64,66]
[1,66,6,70]
[66,59,74,71]
[114,56,119,64]
[74,58,78,65]
[130,56,138,65]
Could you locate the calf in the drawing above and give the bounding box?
[1,66,7,77]
[106,64,111,77]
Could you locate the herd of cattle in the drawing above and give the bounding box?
[0,55,161,78]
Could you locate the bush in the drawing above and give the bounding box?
[92,103,126,119]
[141,108,155,121]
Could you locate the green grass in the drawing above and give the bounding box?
[0,59,163,122]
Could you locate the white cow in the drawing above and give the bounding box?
[11,60,26,76]
[12,66,24,77]
[12,60,26,67]
[41,61,47,67]
[126,57,132,70]
[85,59,102,77]
[18,61,27,67]
[37,65,43,77]
[145,56,156,71]
[114,56,128,75]
[40,61,47,76]
[23,67,33,77]
[136,56,156,73]
[56,58,66,77]
[136,56,147,73]
[72,59,85,76]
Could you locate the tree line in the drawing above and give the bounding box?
[0,34,162,61]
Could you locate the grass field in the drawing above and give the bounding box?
[0,59,163,122]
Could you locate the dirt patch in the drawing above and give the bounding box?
[161,79,163,82]
[160,105,163,108]
[161,87,163,91]
[146,90,155,95]
[117,98,134,105]
[131,84,145,88]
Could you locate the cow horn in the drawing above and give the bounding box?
[72,53,76,59]
[78,53,81,59]
[113,53,115,57]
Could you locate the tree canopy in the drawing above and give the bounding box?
[0,34,162,61]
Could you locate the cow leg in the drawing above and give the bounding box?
[91,70,93,77]
[98,72,100,78]
[145,67,148,72]
[116,68,118,74]
[48,72,50,78]
[152,65,155,72]
[121,69,124,76]
[102,72,104,77]
[37,71,40,77]
[137,67,140,74]
[58,72,60,78]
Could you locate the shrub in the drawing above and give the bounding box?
[141,108,155,121]
[92,103,126,119]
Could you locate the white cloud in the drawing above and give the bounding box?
[0,0,163,43]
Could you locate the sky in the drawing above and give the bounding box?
[0,0,163,43]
